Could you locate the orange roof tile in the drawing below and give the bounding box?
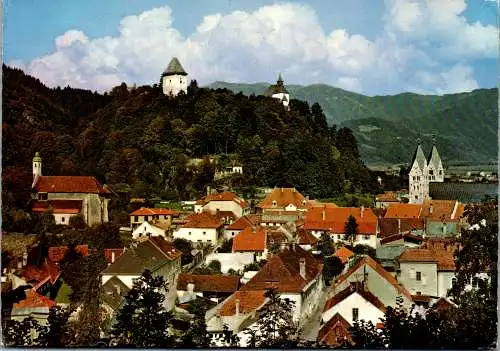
[21,259,60,286]
[104,248,125,263]
[241,245,323,293]
[304,207,378,234]
[398,249,437,263]
[422,200,459,221]
[181,212,224,229]
[306,200,338,210]
[34,176,110,194]
[256,188,307,210]
[385,204,423,219]
[196,191,248,208]
[129,207,179,216]
[219,290,267,317]
[422,239,457,271]
[226,216,255,230]
[376,192,399,202]
[317,313,352,347]
[334,246,354,264]
[13,289,55,309]
[177,274,241,293]
[32,200,83,214]
[48,245,89,262]
[333,256,412,301]
[232,226,267,252]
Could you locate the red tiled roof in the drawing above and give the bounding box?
[196,191,249,208]
[104,248,125,263]
[21,259,61,286]
[333,256,412,301]
[376,192,399,202]
[334,246,354,264]
[256,188,307,210]
[48,245,89,262]
[34,176,110,194]
[177,274,240,293]
[149,237,183,261]
[317,313,352,347]
[378,218,425,238]
[266,230,288,248]
[181,212,224,229]
[323,282,386,313]
[241,245,323,293]
[307,200,338,210]
[13,289,55,309]
[385,204,423,219]
[219,290,267,317]
[227,216,254,230]
[304,207,378,234]
[233,226,267,252]
[422,200,459,221]
[129,207,179,216]
[297,228,319,245]
[399,249,438,263]
[32,200,83,214]
[422,239,457,271]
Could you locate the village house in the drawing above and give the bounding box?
[334,246,355,266]
[128,207,179,230]
[100,237,182,311]
[173,211,226,245]
[232,226,268,261]
[225,214,260,239]
[255,187,308,214]
[194,191,249,218]
[9,289,56,325]
[131,220,171,240]
[176,274,241,304]
[304,207,379,248]
[240,244,324,323]
[375,191,401,208]
[30,152,111,226]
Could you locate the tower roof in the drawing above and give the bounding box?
[264,73,289,96]
[163,57,187,76]
[427,145,442,170]
[33,152,42,162]
[410,144,427,170]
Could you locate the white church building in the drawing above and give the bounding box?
[161,57,188,96]
[264,73,290,109]
[408,142,444,204]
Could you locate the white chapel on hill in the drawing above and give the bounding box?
[264,73,290,109]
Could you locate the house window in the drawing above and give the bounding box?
[352,308,359,321]
[363,235,370,240]
[61,217,65,223]
[439,170,442,175]
[452,277,457,287]
[134,216,139,222]
[429,170,433,175]
[203,231,206,235]
[416,272,422,281]
[416,291,421,296]
[188,232,192,235]
[232,232,235,236]
[38,192,48,201]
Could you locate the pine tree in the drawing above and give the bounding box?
[344,215,359,247]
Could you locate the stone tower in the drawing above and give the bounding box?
[33,152,42,180]
[161,57,188,96]
[427,144,444,182]
[408,143,429,204]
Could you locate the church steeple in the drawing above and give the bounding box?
[277,72,284,85]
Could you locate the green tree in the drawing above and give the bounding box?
[242,288,300,348]
[344,215,358,247]
[3,317,43,347]
[110,270,175,348]
[322,255,344,286]
[182,299,210,347]
[207,259,222,273]
[317,232,335,257]
[36,306,74,347]
[173,238,193,266]
[218,238,233,253]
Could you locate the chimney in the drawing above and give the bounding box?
[235,299,240,316]
[187,282,195,293]
[322,208,326,221]
[361,206,365,218]
[111,251,116,263]
[398,218,401,234]
[429,204,433,214]
[299,258,306,279]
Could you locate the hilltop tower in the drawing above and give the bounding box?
[264,73,290,110]
[161,57,188,96]
[408,143,429,204]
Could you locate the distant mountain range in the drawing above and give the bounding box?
[207,82,498,166]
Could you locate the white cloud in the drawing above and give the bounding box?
[8,1,494,95]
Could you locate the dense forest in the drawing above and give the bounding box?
[2,65,383,229]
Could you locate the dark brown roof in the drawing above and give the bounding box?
[378,218,425,238]
[241,245,323,293]
[177,274,240,293]
[297,228,319,245]
[317,313,353,347]
[34,176,110,194]
[323,281,386,313]
[380,232,424,245]
[101,276,130,311]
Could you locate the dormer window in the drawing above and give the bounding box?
[38,192,48,201]
[272,200,277,207]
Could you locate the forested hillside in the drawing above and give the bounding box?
[208,82,498,165]
[3,65,378,227]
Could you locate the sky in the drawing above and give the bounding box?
[4,0,499,95]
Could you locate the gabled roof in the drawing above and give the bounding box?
[219,290,267,317]
[323,281,386,313]
[226,216,253,230]
[398,249,437,263]
[13,289,55,310]
[129,207,179,217]
[21,259,60,286]
[334,246,354,264]
[422,239,457,271]
[33,176,110,194]
[32,200,83,214]
[333,256,412,301]
[304,207,378,234]
[432,297,457,310]
[241,245,323,293]
[384,204,423,219]
[297,228,319,245]
[427,145,442,171]
[196,191,248,208]
[101,276,130,311]
[232,226,267,252]
[48,245,89,263]
[177,274,241,293]
[411,144,427,170]
[317,313,352,347]
[421,200,459,221]
[163,57,187,76]
[306,200,338,210]
[101,238,181,275]
[181,212,224,229]
[256,188,307,210]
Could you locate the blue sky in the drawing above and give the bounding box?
[4,0,498,95]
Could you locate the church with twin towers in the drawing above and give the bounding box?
[408,141,444,204]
